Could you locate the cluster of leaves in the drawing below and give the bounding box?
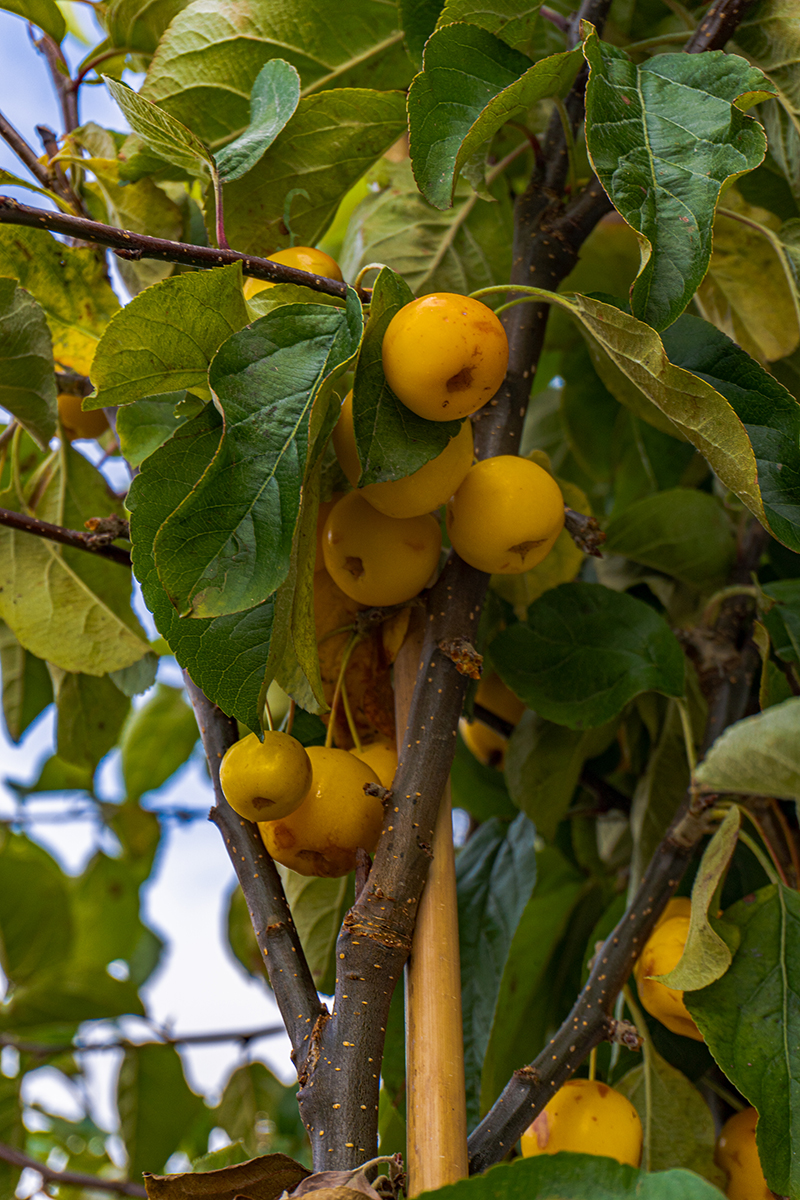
[1,0,800,1195]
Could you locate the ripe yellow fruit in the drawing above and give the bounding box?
[243,246,343,299]
[315,492,344,573]
[259,746,383,877]
[219,731,312,823]
[57,393,110,441]
[322,491,441,607]
[460,670,525,769]
[715,1108,771,1200]
[381,293,508,421]
[352,738,398,789]
[633,914,704,1042]
[447,456,564,575]
[332,391,474,518]
[521,1079,642,1167]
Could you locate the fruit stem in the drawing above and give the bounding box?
[588,1046,597,1082]
[285,698,296,736]
[325,632,360,750]
[734,803,791,887]
[263,697,275,733]
[676,697,696,776]
[622,985,652,1171]
[551,97,577,198]
[736,827,782,887]
[340,676,362,753]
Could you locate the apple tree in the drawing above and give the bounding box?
[0,0,799,1196]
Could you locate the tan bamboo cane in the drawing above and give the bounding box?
[394,613,469,1195]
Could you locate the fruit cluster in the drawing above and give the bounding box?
[218,253,570,879]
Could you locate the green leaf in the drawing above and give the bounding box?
[110,652,160,697]
[694,696,800,801]
[480,846,585,1114]
[103,76,214,178]
[583,30,775,330]
[153,294,363,619]
[409,25,580,209]
[0,1076,23,1200]
[276,869,350,993]
[220,89,408,257]
[214,1064,308,1162]
[351,266,461,485]
[0,0,64,43]
[616,1048,725,1186]
[763,579,800,661]
[118,1044,205,1180]
[9,753,93,796]
[687,884,800,1199]
[436,0,545,55]
[504,711,617,841]
[70,851,161,985]
[105,0,194,55]
[414,1153,726,1197]
[0,445,151,677]
[116,393,192,468]
[1,964,144,1029]
[0,831,73,986]
[0,621,53,743]
[339,159,514,297]
[456,812,537,1128]
[53,671,131,771]
[659,806,740,992]
[215,60,301,183]
[127,404,275,732]
[140,0,407,147]
[88,264,249,410]
[400,0,444,66]
[659,314,800,554]
[604,489,735,588]
[451,733,518,821]
[491,582,685,730]
[0,278,57,448]
[120,683,199,803]
[0,226,120,378]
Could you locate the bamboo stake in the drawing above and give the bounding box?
[394,614,468,1195]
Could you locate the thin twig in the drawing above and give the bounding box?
[684,0,759,51]
[0,1142,147,1198]
[0,1024,285,1058]
[0,506,132,567]
[0,196,364,299]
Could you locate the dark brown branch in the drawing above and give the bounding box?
[0,110,58,194]
[35,124,81,208]
[0,506,132,566]
[0,197,361,299]
[0,1024,285,1058]
[183,674,325,1073]
[684,0,759,52]
[0,1142,147,1198]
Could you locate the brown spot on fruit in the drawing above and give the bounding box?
[345,555,365,579]
[508,538,546,559]
[251,796,276,813]
[272,823,296,850]
[446,366,474,393]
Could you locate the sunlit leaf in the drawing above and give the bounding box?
[119,1044,205,1180]
[694,696,800,801]
[120,683,198,802]
[0,621,53,743]
[436,0,544,55]
[0,0,64,43]
[104,75,214,178]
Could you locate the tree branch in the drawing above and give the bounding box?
[0,1142,147,1198]
[0,1024,285,1058]
[0,506,132,566]
[0,197,361,299]
[0,110,59,194]
[183,674,325,1075]
[684,0,759,52]
[34,34,79,135]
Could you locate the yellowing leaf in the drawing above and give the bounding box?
[695,201,800,362]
